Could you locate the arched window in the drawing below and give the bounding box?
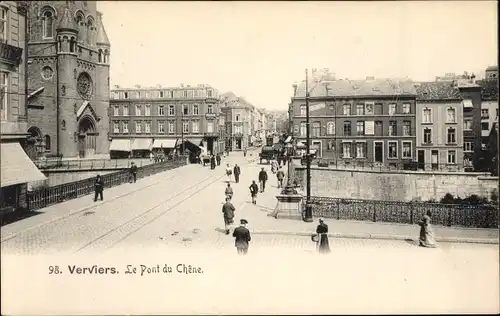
[98,49,103,63]
[104,49,109,63]
[42,9,55,38]
[44,135,51,151]
[87,17,94,45]
[70,37,76,52]
[326,121,335,135]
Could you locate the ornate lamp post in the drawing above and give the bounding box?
[303,69,313,222]
[281,142,297,195]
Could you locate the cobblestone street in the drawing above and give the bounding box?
[1,152,499,313]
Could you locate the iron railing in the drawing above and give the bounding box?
[34,157,160,170]
[28,156,187,211]
[310,196,499,229]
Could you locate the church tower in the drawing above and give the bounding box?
[26,1,111,158]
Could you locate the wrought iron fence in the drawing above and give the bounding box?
[310,196,499,229]
[28,156,187,211]
[34,157,158,170]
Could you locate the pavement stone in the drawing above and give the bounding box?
[232,162,499,244]
[0,152,257,255]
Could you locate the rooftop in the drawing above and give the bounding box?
[477,79,499,100]
[414,82,462,101]
[294,78,417,98]
[111,84,216,91]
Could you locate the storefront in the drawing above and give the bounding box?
[109,139,131,159]
[152,138,178,156]
[1,142,47,212]
[130,138,153,158]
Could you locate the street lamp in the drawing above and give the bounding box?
[303,68,313,222]
[281,142,297,195]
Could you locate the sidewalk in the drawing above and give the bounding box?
[237,166,499,245]
[1,164,197,241]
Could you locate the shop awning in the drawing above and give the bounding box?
[1,142,47,187]
[109,139,131,152]
[179,138,203,147]
[131,138,153,151]
[152,139,177,149]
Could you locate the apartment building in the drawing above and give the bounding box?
[291,77,417,167]
[1,1,46,212]
[478,71,499,150]
[109,84,221,157]
[220,92,253,151]
[415,82,464,171]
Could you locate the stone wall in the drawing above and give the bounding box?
[295,166,499,202]
[31,170,114,188]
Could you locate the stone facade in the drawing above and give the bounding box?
[1,1,27,140]
[415,82,464,171]
[291,76,417,165]
[25,1,110,159]
[295,166,498,202]
[110,84,222,155]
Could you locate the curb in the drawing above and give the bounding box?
[252,230,499,245]
[0,165,191,243]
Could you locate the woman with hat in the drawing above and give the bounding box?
[418,210,437,248]
[314,218,331,253]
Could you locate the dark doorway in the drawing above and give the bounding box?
[236,139,242,150]
[417,150,425,170]
[374,142,383,163]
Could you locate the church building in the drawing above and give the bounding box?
[25,1,111,159]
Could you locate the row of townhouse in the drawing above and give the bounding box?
[220,91,274,151]
[108,84,224,157]
[290,67,498,172]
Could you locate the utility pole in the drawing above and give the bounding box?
[304,68,313,222]
[181,106,184,154]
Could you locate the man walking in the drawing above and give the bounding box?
[94,174,104,202]
[129,162,138,183]
[258,167,268,193]
[233,219,251,255]
[243,148,247,157]
[222,196,235,235]
[216,153,221,166]
[249,180,259,204]
[233,164,241,184]
[276,167,285,189]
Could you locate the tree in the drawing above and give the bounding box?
[486,122,498,176]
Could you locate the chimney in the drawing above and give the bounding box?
[156,84,162,88]
[180,83,184,88]
[292,83,298,97]
[114,85,120,89]
[366,76,375,80]
[134,84,141,88]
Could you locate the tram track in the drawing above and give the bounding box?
[0,166,194,244]
[75,173,226,253]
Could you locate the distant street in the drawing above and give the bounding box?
[1,150,498,313]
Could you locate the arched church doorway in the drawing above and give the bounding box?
[78,115,97,158]
[25,126,44,160]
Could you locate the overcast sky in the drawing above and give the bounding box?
[97,1,497,111]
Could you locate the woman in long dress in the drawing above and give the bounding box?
[315,218,331,253]
[419,210,437,248]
